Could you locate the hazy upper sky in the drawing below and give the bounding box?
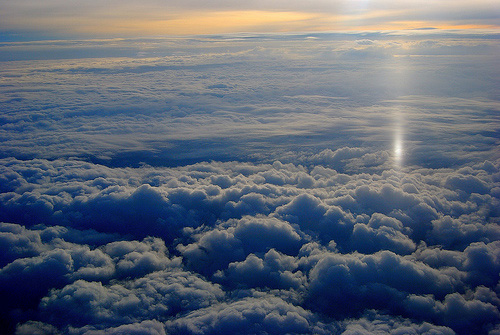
[1,0,500,39]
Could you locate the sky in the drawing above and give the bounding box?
[0,1,500,335]
[1,0,500,40]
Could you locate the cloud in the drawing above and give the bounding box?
[39,269,224,329]
[305,249,464,317]
[274,193,354,245]
[165,294,321,335]
[81,320,167,335]
[404,287,500,334]
[102,237,180,279]
[350,220,416,254]
[1,155,498,334]
[340,312,455,335]
[15,321,62,335]
[1,34,498,171]
[428,215,500,249]
[0,33,499,335]
[0,248,73,314]
[0,154,500,333]
[217,249,306,290]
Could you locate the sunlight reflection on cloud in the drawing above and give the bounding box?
[393,113,404,169]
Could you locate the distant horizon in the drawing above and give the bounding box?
[1,28,499,62]
[2,26,500,42]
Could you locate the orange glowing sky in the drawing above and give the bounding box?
[1,0,499,39]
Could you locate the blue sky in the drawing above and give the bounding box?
[0,2,499,335]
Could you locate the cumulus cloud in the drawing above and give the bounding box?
[39,269,224,328]
[79,320,167,335]
[165,294,322,335]
[0,154,496,334]
[339,312,456,335]
[217,249,306,290]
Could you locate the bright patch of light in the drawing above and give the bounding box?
[393,114,404,169]
[394,133,403,167]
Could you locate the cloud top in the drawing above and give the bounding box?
[0,33,499,335]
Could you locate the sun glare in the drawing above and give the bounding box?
[394,128,404,168]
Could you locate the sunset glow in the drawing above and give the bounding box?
[1,0,499,39]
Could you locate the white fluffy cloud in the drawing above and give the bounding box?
[1,154,498,334]
[165,294,322,335]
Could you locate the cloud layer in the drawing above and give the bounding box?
[0,32,499,334]
[1,154,498,334]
